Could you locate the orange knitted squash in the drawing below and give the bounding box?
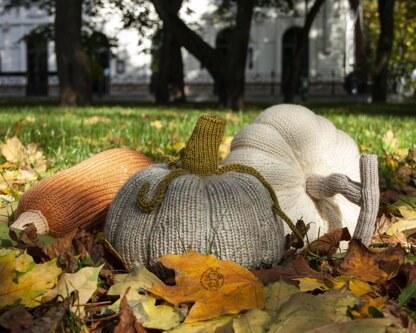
[11,148,152,237]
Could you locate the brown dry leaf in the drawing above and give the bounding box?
[253,257,329,286]
[0,305,33,332]
[308,227,351,256]
[114,292,147,333]
[150,251,264,323]
[372,213,408,246]
[380,189,402,204]
[382,303,416,329]
[337,239,406,283]
[372,230,408,247]
[374,214,396,236]
[44,228,77,259]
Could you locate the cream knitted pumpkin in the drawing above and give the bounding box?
[11,148,152,237]
[224,104,379,245]
[105,114,295,276]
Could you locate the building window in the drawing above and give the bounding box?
[247,47,253,69]
[116,60,125,74]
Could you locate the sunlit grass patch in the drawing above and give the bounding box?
[0,103,414,172]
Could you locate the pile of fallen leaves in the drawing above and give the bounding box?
[0,137,47,209]
[0,136,415,332]
[1,222,416,332]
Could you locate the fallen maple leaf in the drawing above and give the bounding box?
[43,265,103,316]
[106,268,182,331]
[1,137,25,163]
[0,136,47,173]
[232,308,270,332]
[386,199,416,236]
[114,291,147,333]
[168,315,234,332]
[308,227,351,256]
[294,275,373,298]
[264,281,300,316]
[150,251,264,323]
[267,289,392,332]
[0,249,62,309]
[337,239,406,283]
[253,257,329,286]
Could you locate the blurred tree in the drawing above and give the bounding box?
[151,1,186,104]
[283,0,325,103]
[55,0,91,106]
[390,0,416,97]
[114,0,186,104]
[150,0,255,110]
[150,0,293,110]
[372,0,395,102]
[364,0,416,99]
[4,0,107,106]
[112,0,293,109]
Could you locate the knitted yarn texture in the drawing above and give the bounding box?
[224,104,370,243]
[105,114,287,276]
[12,148,152,237]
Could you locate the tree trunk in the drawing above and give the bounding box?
[153,0,185,104]
[151,0,253,110]
[225,0,255,110]
[284,0,325,103]
[55,0,91,106]
[372,0,395,103]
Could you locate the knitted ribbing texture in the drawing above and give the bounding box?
[306,154,380,245]
[10,210,49,234]
[224,104,362,242]
[12,148,152,237]
[105,114,287,277]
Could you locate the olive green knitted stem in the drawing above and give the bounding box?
[137,114,226,212]
[217,164,304,248]
[182,114,226,177]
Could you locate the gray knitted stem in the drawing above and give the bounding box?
[305,174,361,205]
[305,154,379,245]
[353,155,379,245]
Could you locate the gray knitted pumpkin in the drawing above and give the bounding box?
[105,114,296,276]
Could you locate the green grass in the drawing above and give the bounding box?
[0,102,415,172]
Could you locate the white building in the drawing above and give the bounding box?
[0,0,361,99]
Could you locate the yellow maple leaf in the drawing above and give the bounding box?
[150,251,264,323]
[0,249,62,309]
[0,136,47,173]
[1,137,25,163]
[294,276,373,298]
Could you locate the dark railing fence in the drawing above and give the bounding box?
[0,70,348,97]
